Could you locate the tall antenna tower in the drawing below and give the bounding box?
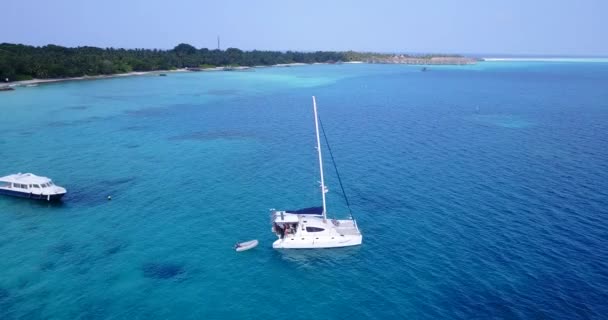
[217,36,220,50]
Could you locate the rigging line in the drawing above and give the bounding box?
[318,116,354,219]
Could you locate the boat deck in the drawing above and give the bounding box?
[334,219,361,235]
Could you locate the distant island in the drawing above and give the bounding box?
[0,43,478,83]
[364,54,479,65]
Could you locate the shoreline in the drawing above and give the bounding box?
[483,57,608,62]
[0,61,366,88]
[0,69,190,88]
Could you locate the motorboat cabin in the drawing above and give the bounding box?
[271,207,362,249]
[0,173,67,201]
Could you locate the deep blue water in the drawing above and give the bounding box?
[1,62,607,319]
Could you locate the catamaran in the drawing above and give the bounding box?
[270,97,362,249]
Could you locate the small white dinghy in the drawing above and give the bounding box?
[235,240,258,252]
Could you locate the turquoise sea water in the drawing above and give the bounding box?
[1,62,607,319]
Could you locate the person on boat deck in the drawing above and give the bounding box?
[276,224,285,238]
[284,224,290,237]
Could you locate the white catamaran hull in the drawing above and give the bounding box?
[272,212,362,249]
[270,97,363,250]
[272,235,362,249]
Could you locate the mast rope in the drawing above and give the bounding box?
[318,116,354,219]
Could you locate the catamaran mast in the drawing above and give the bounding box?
[312,96,327,221]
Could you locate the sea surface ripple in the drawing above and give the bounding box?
[1,62,607,319]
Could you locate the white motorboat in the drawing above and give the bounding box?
[271,97,362,249]
[0,173,67,201]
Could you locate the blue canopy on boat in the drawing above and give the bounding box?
[286,206,324,215]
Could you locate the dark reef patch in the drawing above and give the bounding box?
[142,262,185,279]
[100,177,136,187]
[66,105,89,110]
[23,224,39,232]
[122,125,148,131]
[126,106,171,117]
[64,176,136,206]
[77,298,111,320]
[83,116,104,123]
[45,116,107,128]
[0,288,9,301]
[92,94,134,102]
[46,120,70,127]
[104,243,127,256]
[40,261,57,272]
[71,252,98,275]
[207,89,240,96]
[169,130,254,142]
[50,242,74,255]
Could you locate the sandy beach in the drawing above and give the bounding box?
[0,69,191,89]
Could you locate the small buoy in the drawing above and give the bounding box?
[107,195,112,200]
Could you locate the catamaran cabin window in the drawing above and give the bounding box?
[33,184,40,188]
[0,182,10,188]
[306,227,325,232]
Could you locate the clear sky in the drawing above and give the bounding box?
[2,0,607,55]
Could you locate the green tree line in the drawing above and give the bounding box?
[0,43,352,81]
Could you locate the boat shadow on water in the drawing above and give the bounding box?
[274,245,362,268]
[63,177,137,207]
[0,196,66,209]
